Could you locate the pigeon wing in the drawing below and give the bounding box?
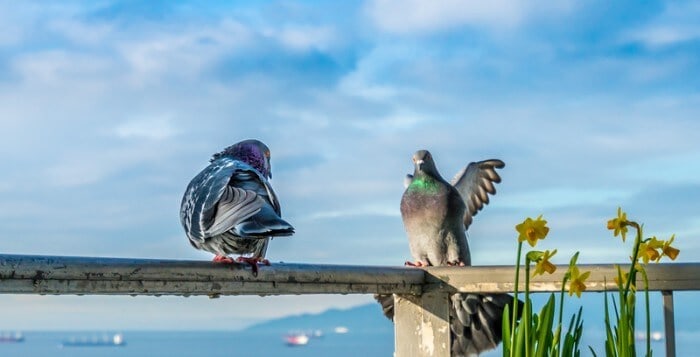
[403,174,414,189]
[180,159,265,242]
[450,293,521,356]
[450,159,505,230]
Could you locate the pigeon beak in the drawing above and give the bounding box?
[415,159,424,170]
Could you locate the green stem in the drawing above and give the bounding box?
[619,222,642,356]
[642,269,650,356]
[623,223,642,297]
[525,259,531,357]
[511,242,523,357]
[557,275,568,357]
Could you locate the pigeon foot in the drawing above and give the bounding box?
[212,255,236,264]
[404,261,428,267]
[236,256,270,276]
[446,261,466,267]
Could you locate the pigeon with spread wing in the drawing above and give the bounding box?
[376,150,520,356]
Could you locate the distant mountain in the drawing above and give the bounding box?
[244,290,698,340]
[245,303,393,334]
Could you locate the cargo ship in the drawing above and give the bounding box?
[0,332,24,343]
[61,333,125,347]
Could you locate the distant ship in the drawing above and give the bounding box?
[334,326,349,334]
[0,332,24,343]
[635,331,664,342]
[61,333,126,347]
[284,332,309,346]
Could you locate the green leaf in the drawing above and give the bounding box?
[534,294,555,357]
[588,345,598,357]
[502,304,512,356]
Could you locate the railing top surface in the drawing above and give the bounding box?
[0,254,424,296]
[1,254,699,296]
[423,263,700,293]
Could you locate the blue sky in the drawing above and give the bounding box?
[1,0,699,330]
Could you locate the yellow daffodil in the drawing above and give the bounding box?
[607,207,629,242]
[638,237,663,264]
[567,265,590,298]
[661,234,680,261]
[531,249,558,277]
[516,215,550,247]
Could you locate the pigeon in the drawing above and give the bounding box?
[180,139,294,274]
[375,150,521,356]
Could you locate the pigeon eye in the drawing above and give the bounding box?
[264,151,270,158]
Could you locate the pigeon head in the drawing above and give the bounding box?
[412,150,440,178]
[212,139,272,178]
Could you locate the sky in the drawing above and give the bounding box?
[0,0,699,330]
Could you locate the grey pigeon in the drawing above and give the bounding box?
[375,150,521,356]
[180,139,294,274]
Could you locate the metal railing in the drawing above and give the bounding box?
[1,254,698,356]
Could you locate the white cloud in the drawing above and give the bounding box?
[44,146,168,187]
[622,2,700,48]
[0,2,78,45]
[364,0,574,34]
[264,25,337,52]
[499,187,637,210]
[630,26,700,48]
[48,18,115,45]
[306,203,400,220]
[11,50,115,84]
[338,72,399,101]
[114,115,178,141]
[115,19,253,83]
[350,112,430,131]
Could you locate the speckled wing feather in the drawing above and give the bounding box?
[450,293,522,356]
[180,158,266,243]
[450,159,505,230]
[403,174,413,188]
[373,292,522,356]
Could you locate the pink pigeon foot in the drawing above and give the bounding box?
[236,256,270,276]
[404,261,428,267]
[212,255,235,264]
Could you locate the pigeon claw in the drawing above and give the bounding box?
[236,256,268,276]
[446,261,466,267]
[404,261,428,267]
[212,255,236,264]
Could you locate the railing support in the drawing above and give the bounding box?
[394,293,450,357]
[662,290,676,357]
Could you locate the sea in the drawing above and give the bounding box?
[0,330,394,357]
[0,329,694,356]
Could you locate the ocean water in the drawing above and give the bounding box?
[0,330,394,357]
[1,329,694,356]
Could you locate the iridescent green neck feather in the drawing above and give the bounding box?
[408,175,439,193]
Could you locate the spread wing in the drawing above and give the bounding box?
[180,158,266,242]
[403,174,413,188]
[450,159,505,230]
[450,293,522,355]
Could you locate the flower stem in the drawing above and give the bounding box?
[623,222,642,296]
[525,259,531,357]
[642,269,650,356]
[510,242,523,357]
[557,274,568,356]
